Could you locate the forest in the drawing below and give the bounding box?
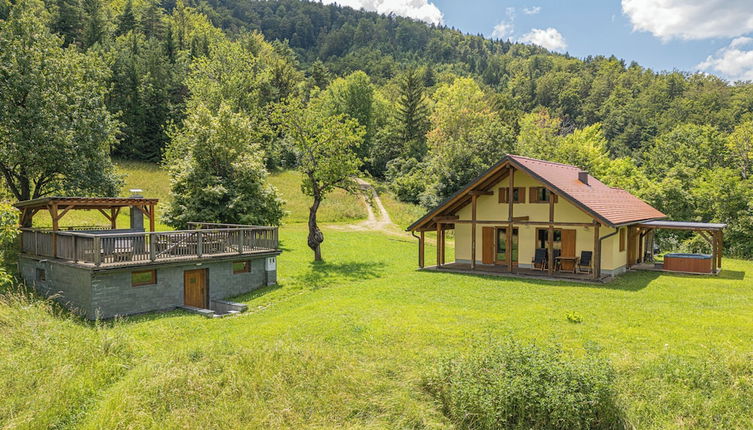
[1,0,753,258]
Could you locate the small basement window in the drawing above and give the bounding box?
[36,268,46,281]
[232,261,251,274]
[131,269,157,287]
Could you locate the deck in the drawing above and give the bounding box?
[20,222,279,268]
[423,262,611,283]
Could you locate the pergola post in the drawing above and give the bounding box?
[110,207,118,229]
[508,165,515,273]
[418,231,425,268]
[471,194,477,269]
[148,204,156,232]
[717,231,723,270]
[710,231,718,274]
[50,203,59,258]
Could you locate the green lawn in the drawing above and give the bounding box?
[2,223,753,429]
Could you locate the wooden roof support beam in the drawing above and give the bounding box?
[433,215,459,222]
[468,190,493,196]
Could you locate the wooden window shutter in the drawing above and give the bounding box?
[498,188,508,203]
[530,187,538,203]
[619,227,626,251]
[518,187,526,203]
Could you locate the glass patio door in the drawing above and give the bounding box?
[495,227,519,265]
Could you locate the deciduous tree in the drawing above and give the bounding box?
[0,0,120,226]
[164,103,284,228]
[274,97,364,261]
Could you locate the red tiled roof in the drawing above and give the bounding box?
[407,154,665,231]
[509,155,666,226]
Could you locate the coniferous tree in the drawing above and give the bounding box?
[396,68,430,159]
[116,0,136,36]
[81,0,105,48]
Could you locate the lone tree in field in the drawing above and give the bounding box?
[0,0,120,226]
[275,98,364,262]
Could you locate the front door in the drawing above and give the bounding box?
[560,229,577,271]
[184,269,207,308]
[495,227,519,266]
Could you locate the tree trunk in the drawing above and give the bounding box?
[308,196,324,262]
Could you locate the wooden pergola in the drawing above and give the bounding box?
[634,220,726,274]
[15,196,158,232]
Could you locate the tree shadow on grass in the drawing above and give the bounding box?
[293,260,387,290]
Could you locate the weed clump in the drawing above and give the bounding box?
[566,311,584,323]
[424,338,625,430]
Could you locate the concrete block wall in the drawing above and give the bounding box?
[18,256,93,317]
[20,252,279,320]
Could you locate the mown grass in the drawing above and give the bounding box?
[2,223,753,428]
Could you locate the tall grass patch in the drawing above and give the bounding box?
[425,339,625,430]
[0,287,133,428]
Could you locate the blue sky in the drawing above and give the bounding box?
[321,0,753,82]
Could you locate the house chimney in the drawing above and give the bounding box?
[129,189,144,231]
[578,171,589,185]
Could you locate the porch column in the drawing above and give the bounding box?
[436,223,442,268]
[471,194,477,269]
[508,166,515,273]
[419,231,425,268]
[593,222,601,279]
[547,192,555,275]
[110,207,118,229]
[441,226,446,266]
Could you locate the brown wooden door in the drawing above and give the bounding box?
[184,269,207,308]
[560,229,577,271]
[481,227,495,264]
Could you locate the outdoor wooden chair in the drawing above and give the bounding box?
[532,248,548,271]
[578,251,593,274]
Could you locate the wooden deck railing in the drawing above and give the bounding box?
[20,225,279,267]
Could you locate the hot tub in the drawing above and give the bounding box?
[663,253,712,273]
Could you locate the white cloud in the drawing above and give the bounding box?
[697,37,753,81]
[490,7,516,39]
[622,0,753,41]
[519,27,567,52]
[522,6,541,15]
[322,0,443,25]
[492,21,513,39]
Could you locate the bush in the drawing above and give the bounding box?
[424,339,625,430]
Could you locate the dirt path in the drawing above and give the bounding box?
[329,178,404,236]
